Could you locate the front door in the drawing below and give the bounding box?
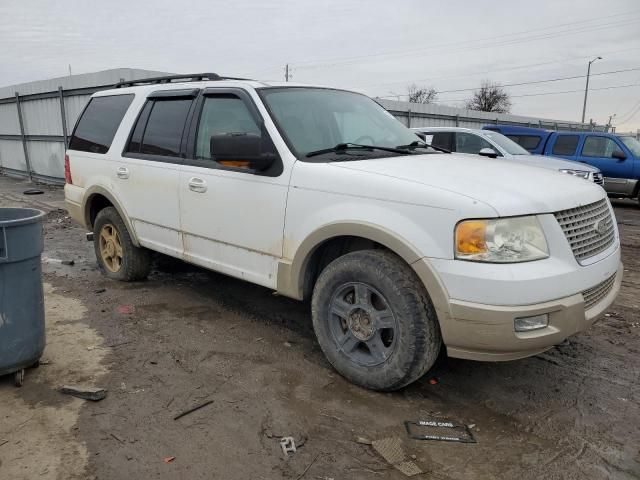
[178,89,288,289]
[579,135,633,194]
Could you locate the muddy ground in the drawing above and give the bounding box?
[0,175,638,480]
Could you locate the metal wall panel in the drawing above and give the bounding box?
[0,68,170,99]
[0,68,171,182]
[26,141,65,178]
[0,139,27,172]
[21,97,64,136]
[0,103,20,135]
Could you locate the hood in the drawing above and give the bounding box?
[512,154,600,173]
[328,153,606,217]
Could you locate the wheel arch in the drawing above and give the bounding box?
[277,222,450,316]
[83,186,140,246]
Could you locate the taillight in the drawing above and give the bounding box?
[64,153,73,184]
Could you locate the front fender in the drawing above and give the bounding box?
[276,221,451,319]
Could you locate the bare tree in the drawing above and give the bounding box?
[465,80,512,113]
[407,84,438,104]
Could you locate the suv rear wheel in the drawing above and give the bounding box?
[93,207,151,281]
[311,250,441,391]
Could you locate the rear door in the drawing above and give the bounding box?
[545,134,580,161]
[116,89,198,257]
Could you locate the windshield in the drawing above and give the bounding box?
[259,87,422,159]
[483,130,530,155]
[619,136,640,157]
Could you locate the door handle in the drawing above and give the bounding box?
[116,166,130,179]
[188,177,207,193]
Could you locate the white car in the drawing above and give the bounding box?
[64,73,622,391]
[412,127,604,185]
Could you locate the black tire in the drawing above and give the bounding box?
[93,207,151,282]
[311,249,441,391]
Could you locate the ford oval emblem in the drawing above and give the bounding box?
[593,219,608,236]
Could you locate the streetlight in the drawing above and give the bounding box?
[581,56,602,124]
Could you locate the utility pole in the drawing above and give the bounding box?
[581,56,602,124]
[285,64,290,82]
[606,114,616,132]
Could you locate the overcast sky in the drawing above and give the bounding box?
[1,0,639,131]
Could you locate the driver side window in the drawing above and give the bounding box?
[455,132,494,154]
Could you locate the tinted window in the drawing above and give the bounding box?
[455,132,493,154]
[69,95,133,154]
[431,132,454,151]
[582,136,618,158]
[507,135,540,150]
[196,95,260,159]
[552,135,579,156]
[139,99,192,157]
[126,101,153,153]
[483,131,528,155]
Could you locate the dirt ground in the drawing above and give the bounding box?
[0,175,638,480]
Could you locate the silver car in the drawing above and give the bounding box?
[411,127,603,185]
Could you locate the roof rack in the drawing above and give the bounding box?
[114,73,252,88]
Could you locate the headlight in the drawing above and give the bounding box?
[455,216,549,263]
[559,169,590,180]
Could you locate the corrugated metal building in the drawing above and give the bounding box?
[0,68,600,184]
[0,69,169,184]
[378,99,601,131]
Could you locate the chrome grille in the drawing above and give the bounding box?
[554,199,615,262]
[592,172,604,186]
[582,274,616,310]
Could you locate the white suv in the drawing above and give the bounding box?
[64,73,622,391]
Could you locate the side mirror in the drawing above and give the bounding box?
[612,150,626,161]
[478,147,498,158]
[209,132,277,172]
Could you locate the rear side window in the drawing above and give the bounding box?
[455,132,493,154]
[126,98,193,157]
[69,95,134,154]
[552,135,579,156]
[431,132,454,151]
[507,135,541,150]
[581,136,618,158]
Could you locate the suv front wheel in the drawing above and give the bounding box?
[311,250,441,391]
[93,207,151,281]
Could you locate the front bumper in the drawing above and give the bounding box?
[439,261,623,361]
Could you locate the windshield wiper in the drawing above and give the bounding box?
[305,143,410,158]
[395,140,450,154]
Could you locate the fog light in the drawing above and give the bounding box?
[514,314,549,332]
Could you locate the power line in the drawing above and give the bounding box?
[352,46,640,89]
[378,82,640,102]
[615,99,640,124]
[432,67,640,96]
[291,13,640,70]
[375,70,640,99]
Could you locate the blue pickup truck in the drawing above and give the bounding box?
[483,125,640,203]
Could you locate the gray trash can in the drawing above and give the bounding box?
[0,208,46,387]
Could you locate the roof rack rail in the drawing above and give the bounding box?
[114,73,252,88]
